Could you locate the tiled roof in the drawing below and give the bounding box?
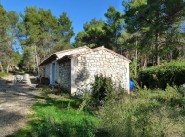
[39,46,90,66]
[54,46,90,58]
[39,46,130,66]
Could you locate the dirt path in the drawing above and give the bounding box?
[0,75,39,137]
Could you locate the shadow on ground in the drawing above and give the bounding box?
[6,94,109,137]
[0,75,44,137]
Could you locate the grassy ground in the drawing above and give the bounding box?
[8,88,100,137]
[9,82,185,137]
[0,71,9,78]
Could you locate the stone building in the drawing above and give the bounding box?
[39,46,130,95]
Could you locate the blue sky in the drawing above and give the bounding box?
[1,0,123,42]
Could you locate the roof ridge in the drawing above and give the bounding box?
[70,46,131,62]
[39,46,90,66]
[97,47,131,62]
[54,46,90,54]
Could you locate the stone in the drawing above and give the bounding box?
[40,47,130,94]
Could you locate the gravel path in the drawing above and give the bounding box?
[0,75,39,137]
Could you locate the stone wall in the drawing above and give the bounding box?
[39,66,44,77]
[72,49,129,94]
[39,64,50,78]
[55,62,59,82]
[58,61,71,91]
[45,64,50,78]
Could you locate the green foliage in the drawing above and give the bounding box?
[123,0,185,66]
[12,51,22,66]
[10,95,99,137]
[79,75,113,112]
[0,5,19,72]
[99,86,185,137]
[19,46,35,72]
[52,12,74,52]
[75,19,106,48]
[0,71,9,77]
[139,60,185,89]
[75,6,123,50]
[18,7,74,72]
[104,6,123,50]
[58,12,74,44]
[90,75,113,108]
[130,58,138,78]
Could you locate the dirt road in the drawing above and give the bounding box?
[0,75,38,137]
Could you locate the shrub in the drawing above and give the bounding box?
[79,75,114,112]
[99,86,185,137]
[90,75,113,108]
[139,60,185,89]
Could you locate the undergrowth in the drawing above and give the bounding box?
[99,86,185,137]
[9,92,100,137]
[0,71,9,78]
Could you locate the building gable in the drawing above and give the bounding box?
[70,46,130,63]
[70,46,130,94]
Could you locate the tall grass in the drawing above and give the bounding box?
[9,78,185,137]
[99,86,185,137]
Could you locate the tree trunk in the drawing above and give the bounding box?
[0,62,4,72]
[143,55,147,68]
[126,49,130,58]
[34,44,39,74]
[157,53,160,65]
[135,36,138,78]
[170,51,173,61]
[155,33,160,65]
[6,64,10,73]
[135,48,138,77]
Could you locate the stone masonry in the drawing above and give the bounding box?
[58,61,71,91]
[71,48,129,95]
[39,46,130,95]
[39,64,50,78]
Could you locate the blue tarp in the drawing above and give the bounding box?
[130,80,135,90]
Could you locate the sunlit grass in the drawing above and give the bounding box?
[9,94,100,137]
[0,71,9,78]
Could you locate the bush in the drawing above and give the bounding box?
[99,86,185,137]
[79,75,113,112]
[91,75,113,108]
[139,60,185,89]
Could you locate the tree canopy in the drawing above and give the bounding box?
[0,1,185,73]
[18,7,74,72]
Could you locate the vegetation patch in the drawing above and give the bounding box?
[0,71,9,78]
[99,86,185,137]
[139,60,185,89]
[9,92,100,137]
[8,78,185,137]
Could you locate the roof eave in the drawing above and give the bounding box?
[57,55,71,64]
[39,54,57,66]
